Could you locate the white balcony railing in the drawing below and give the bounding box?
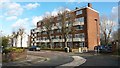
[35,38,85,43]
[36,28,42,32]
[52,39,65,42]
[73,21,84,26]
[36,40,50,42]
[73,38,85,41]
[66,24,69,27]
[51,26,58,30]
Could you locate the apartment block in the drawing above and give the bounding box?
[30,3,100,50]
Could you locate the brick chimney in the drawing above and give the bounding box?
[88,3,92,8]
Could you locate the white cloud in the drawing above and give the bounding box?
[51,10,58,16]
[6,16,17,21]
[32,16,43,26]
[12,18,29,28]
[25,3,40,10]
[111,6,118,19]
[31,7,71,26]
[4,2,23,16]
[51,7,71,16]
[68,0,76,2]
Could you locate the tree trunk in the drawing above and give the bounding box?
[21,36,22,47]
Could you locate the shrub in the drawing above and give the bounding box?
[3,47,24,54]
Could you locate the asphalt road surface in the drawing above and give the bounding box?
[2,50,120,68]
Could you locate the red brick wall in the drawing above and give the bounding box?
[86,8,100,50]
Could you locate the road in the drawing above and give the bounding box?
[72,52,120,68]
[2,50,120,68]
[27,50,74,66]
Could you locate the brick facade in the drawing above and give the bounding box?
[30,3,100,50]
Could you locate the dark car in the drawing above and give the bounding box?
[99,45,112,53]
[29,46,40,51]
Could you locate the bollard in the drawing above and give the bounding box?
[78,47,83,53]
[67,47,69,53]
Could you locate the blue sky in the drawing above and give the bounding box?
[0,2,118,36]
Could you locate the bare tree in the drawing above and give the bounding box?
[58,8,72,48]
[68,12,76,48]
[100,15,115,45]
[42,14,53,49]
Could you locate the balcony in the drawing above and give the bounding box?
[66,24,69,27]
[52,39,64,42]
[36,40,50,42]
[73,21,84,26]
[35,28,42,32]
[73,38,85,41]
[51,26,58,30]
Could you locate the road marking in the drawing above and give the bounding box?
[56,56,86,67]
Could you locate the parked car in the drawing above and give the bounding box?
[99,45,112,53]
[29,46,40,51]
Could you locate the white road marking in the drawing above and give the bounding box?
[56,56,86,68]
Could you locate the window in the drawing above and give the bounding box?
[79,42,85,47]
[75,34,80,38]
[68,34,72,38]
[79,33,85,38]
[56,29,61,33]
[37,22,41,26]
[76,17,84,24]
[50,36,54,39]
[57,16,61,21]
[56,23,60,26]
[56,36,59,39]
[76,25,84,30]
[43,37,47,40]
[75,33,85,38]
[76,10,82,15]
[66,13,70,18]
[59,36,62,39]
[50,30,54,34]
[42,31,47,34]
[78,17,84,22]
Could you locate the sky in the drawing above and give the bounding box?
[0,1,119,36]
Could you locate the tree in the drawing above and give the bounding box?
[1,36,9,48]
[58,8,72,48]
[68,12,76,48]
[112,30,118,41]
[42,14,53,49]
[100,15,115,45]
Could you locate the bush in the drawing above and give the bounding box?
[3,47,24,54]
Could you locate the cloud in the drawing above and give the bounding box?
[6,16,17,21]
[32,16,43,26]
[51,7,71,16]
[111,6,118,19]
[25,3,40,10]
[31,7,71,26]
[12,18,29,28]
[4,2,23,16]
[51,9,58,16]
[68,0,76,2]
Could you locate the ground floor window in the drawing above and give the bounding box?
[79,42,85,47]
